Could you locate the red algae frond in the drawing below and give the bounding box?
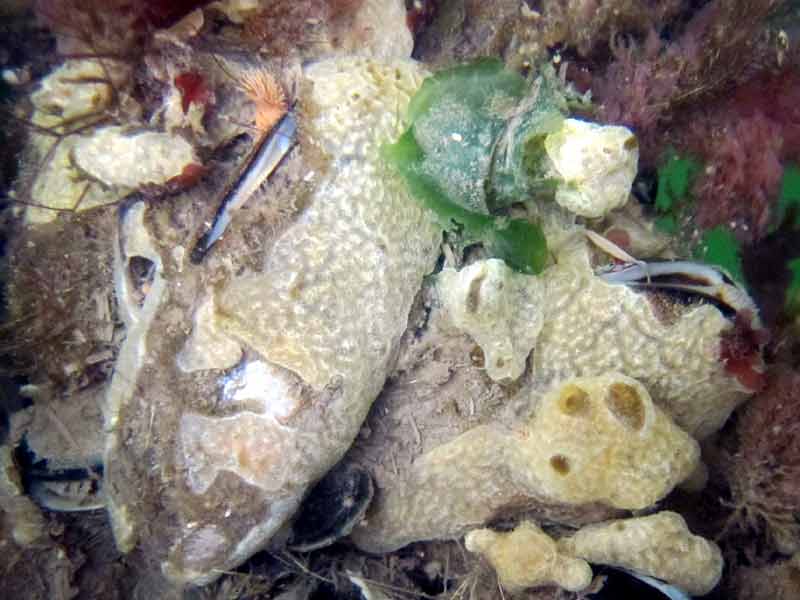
[728,367,800,552]
[238,69,288,133]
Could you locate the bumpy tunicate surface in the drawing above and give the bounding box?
[103,57,440,585]
[437,259,545,382]
[558,511,724,595]
[545,118,638,218]
[534,239,749,439]
[217,58,440,389]
[30,59,114,123]
[73,127,197,189]
[351,373,699,553]
[466,521,592,592]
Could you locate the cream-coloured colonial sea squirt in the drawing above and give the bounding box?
[93,49,762,593]
[351,372,700,553]
[103,56,440,585]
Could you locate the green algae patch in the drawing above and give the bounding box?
[775,163,800,229]
[693,226,745,285]
[654,150,701,235]
[383,59,564,275]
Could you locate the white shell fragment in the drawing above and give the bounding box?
[437,259,545,382]
[73,126,198,189]
[545,118,638,218]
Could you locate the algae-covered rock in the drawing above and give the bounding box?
[466,521,592,593]
[559,511,724,595]
[383,59,559,274]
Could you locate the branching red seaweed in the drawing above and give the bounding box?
[727,367,800,553]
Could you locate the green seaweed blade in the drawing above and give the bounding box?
[383,60,562,275]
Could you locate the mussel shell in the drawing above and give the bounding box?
[288,462,374,552]
[15,438,104,512]
[590,566,690,600]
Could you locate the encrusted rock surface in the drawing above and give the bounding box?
[102,56,440,585]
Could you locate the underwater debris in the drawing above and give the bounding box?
[465,521,593,593]
[558,511,724,596]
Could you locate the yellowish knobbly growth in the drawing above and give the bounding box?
[515,373,700,509]
[437,259,546,382]
[466,521,592,593]
[558,511,724,595]
[544,118,638,218]
[351,373,699,553]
